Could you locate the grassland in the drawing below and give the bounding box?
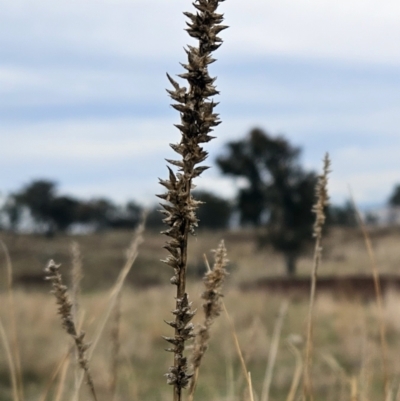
[0,228,400,400]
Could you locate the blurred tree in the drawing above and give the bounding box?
[75,198,116,230]
[14,180,82,233]
[9,179,144,233]
[216,127,318,275]
[146,206,164,231]
[388,184,400,206]
[74,198,142,230]
[15,180,57,233]
[107,201,142,229]
[50,196,80,232]
[193,190,232,229]
[2,194,23,232]
[326,201,357,227]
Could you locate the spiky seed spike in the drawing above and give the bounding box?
[160,0,227,399]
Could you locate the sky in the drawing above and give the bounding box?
[1,0,400,208]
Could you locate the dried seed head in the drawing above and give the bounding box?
[160,1,228,399]
[44,260,98,401]
[312,153,331,239]
[189,240,228,396]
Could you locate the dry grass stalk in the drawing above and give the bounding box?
[38,346,72,401]
[350,376,358,401]
[70,241,83,322]
[223,302,255,401]
[285,340,303,401]
[109,291,122,401]
[189,241,229,400]
[74,219,145,398]
[158,1,227,400]
[303,153,331,401]
[350,193,389,398]
[1,240,24,401]
[44,260,98,401]
[261,300,289,401]
[70,241,83,401]
[54,353,71,401]
[0,316,19,401]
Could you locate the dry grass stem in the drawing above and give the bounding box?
[158,1,227,400]
[1,240,24,401]
[90,221,144,357]
[248,371,255,401]
[285,341,303,401]
[261,300,289,401]
[350,376,358,401]
[70,241,83,400]
[350,192,389,397]
[74,219,144,398]
[44,260,98,401]
[54,353,71,401]
[303,153,331,401]
[109,291,122,401]
[70,241,83,322]
[0,317,19,401]
[189,240,229,400]
[38,347,72,401]
[223,302,255,401]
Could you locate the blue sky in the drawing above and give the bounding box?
[1,0,400,208]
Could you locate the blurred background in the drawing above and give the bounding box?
[1,2,400,400]
[1,0,400,211]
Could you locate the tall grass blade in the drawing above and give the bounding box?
[261,300,289,401]
[303,154,330,401]
[223,302,255,401]
[1,240,24,401]
[0,316,19,401]
[350,190,389,398]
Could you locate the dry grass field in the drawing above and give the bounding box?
[0,227,400,401]
[4,227,400,290]
[2,0,397,400]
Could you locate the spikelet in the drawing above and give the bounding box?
[189,240,229,399]
[44,260,98,401]
[303,153,331,401]
[312,154,331,240]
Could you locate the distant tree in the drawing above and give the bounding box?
[365,211,379,226]
[9,179,144,233]
[14,180,57,233]
[194,190,232,229]
[14,180,82,233]
[107,201,142,229]
[326,201,357,227]
[146,206,164,231]
[50,196,80,232]
[75,198,117,230]
[388,184,400,206]
[216,128,318,275]
[2,194,23,232]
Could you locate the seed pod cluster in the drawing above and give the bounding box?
[158,1,227,400]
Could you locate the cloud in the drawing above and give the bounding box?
[2,0,400,65]
[0,118,177,163]
[223,0,400,64]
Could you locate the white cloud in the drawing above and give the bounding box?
[0,118,177,163]
[0,113,396,208]
[2,0,400,65]
[224,0,400,64]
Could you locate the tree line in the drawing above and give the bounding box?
[0,181,232,235]
[2,128,398,275]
